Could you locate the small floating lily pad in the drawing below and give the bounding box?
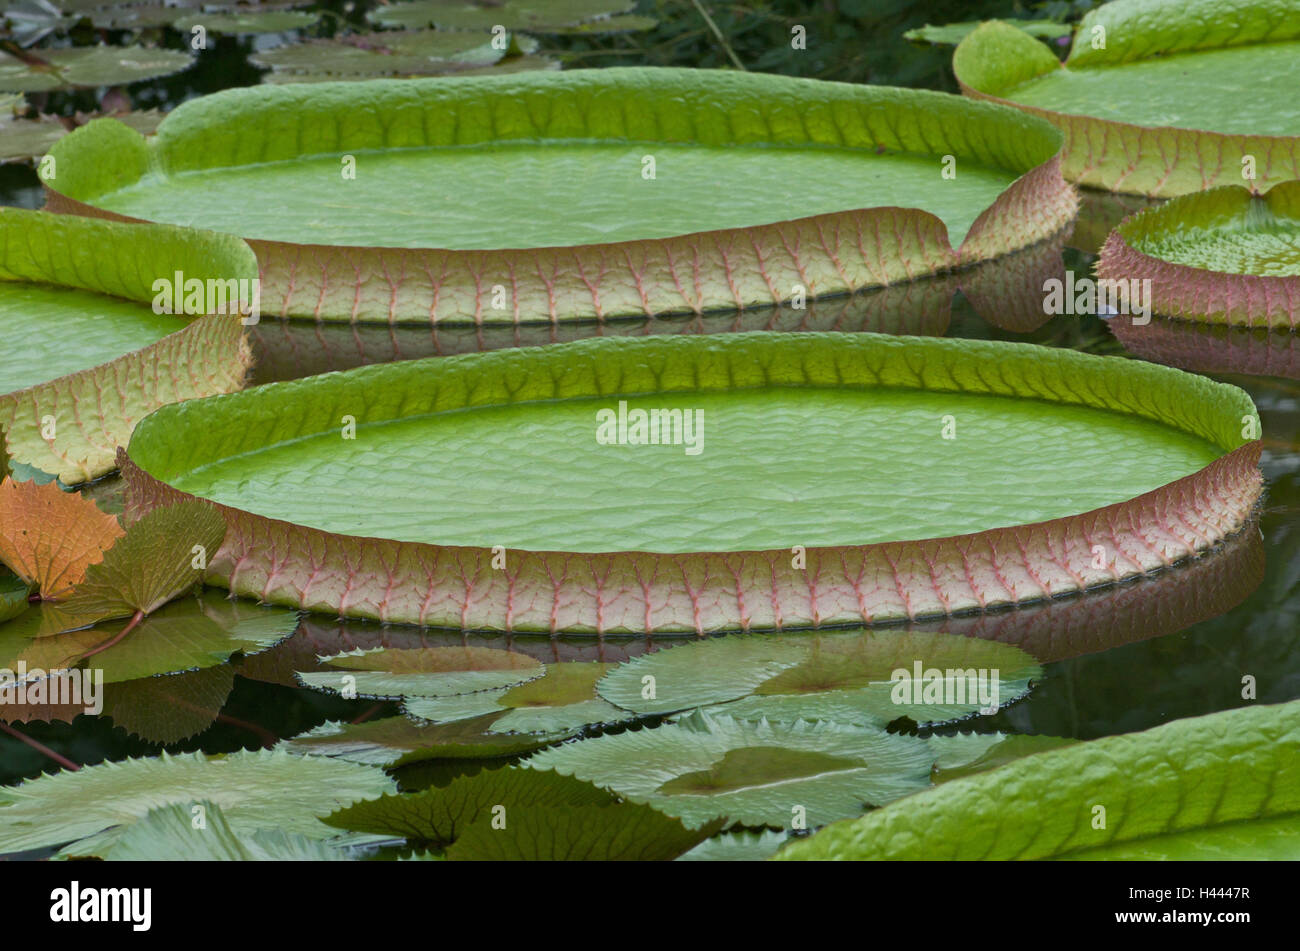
[0,45,192,93]
[954,0,1300,195]
[297,646,544,699]
[370,0,647,32]
[596,631,1041,727]
[1097,181,1300,328]
[123,331,1261,634]
[524,710,936,829]
[44,68,1074,323]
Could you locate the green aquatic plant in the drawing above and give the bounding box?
[44,68,1075,323]
[0,209,254,482]
[122,331,1260,633]
[777,699,1300,860]
[954,0,1300,196]
[1097,181,1300,328]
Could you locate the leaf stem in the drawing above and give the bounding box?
[688,0,746,71]
[0,720,81,771]
[80,608,145,660]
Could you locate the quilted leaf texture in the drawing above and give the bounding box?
[1097,181,1300,329]
[0,476,123,598]
[44,68,1076,324]
[123,332,1262,634]
[954,1,1300,196]
[776,699,1300,860]
[0,209,256,482]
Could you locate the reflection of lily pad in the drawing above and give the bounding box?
[0,46,192,93]
[954,2,1300,195]
[405,661,634,734]
[297,646,544,699]
[524,711,935,829]
[1097,182,1300,328]
[598,631,1040,726]
[123,331,1262,633]
[780,700,1300,860]
[0,748,394,856]
[0,591,297,684]
[100,664,236,743]
[45,68,1074,323]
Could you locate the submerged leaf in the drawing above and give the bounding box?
[524,711,935,829]
[0,749,395,856]
[100,665,237,744]
[0,477,123,599]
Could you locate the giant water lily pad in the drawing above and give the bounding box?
[122,332,1261,634]
[777,699,1300,859]
[1097,182,1300,328]
[0,45,193,93]
[954,0,1300,196]
[44,68,1075,324]
[0,209,255,482]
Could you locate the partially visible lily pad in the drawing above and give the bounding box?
[1097,181,1300,328]
[523,710,936,829]
[677,829,791,861]
[596,631,1042,727]
[297,646,544,699]
[280,713,570,767]
[249,29,524,82]
[101,800,347,861]
[905,18,1070,47]
[928,732,1077,784]
[0,748,395,856]
[0,45,193,93]
[405,661,635,735]
[370,0,645,32]
[174,10,320,34]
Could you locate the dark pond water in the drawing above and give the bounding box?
[1,5,1295,826]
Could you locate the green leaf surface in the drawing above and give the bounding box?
[100,664,237,743]
[0,570,30,624]
[52,500,226,623]
[0,749,396,856]
[323,765,615,845]
[175,11,320,34]
[123,331,1261,632]
[444,801,723,860]
[101,800,346,861]
[1097,181,1300,328]
[677,829,791,861]
[299,646,544,699]
[777,700,1300,860]
[0,590,297,683]
[905,18,1070,46]
[404,661,635,734]
[954,2,1300,195]
[598,631,1040,727]
[523,711,936,829]
[0,46,193,93]
[0,208,255,482]
[928,732,1077,784]
[46,68,1073,322]
[281,714,567,767]
[371,0,638,31]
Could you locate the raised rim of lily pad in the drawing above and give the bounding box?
[0,208,255,483]
[1097,182,1300,329]
[42,67,1076,326]
[120,331,1262,635]
[953,1,1300,197]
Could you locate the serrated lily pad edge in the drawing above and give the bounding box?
[120,331,1262,635]
[1097,181,1300,329]
[953,9,1300,197]
[44,67,1076,325]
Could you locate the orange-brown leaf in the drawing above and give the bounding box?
[0,478,123,598]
